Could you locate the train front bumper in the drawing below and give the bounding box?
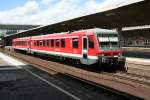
[98,55,126,64]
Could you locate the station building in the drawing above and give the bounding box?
[122,25,150,47]
[0,24,39,46]
[0,24,39,36]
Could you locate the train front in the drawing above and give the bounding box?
[96,31,126,68]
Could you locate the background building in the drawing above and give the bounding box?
[0,24,39,46]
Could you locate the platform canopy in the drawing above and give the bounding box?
[0,24,39,30]
[6,0,150,38]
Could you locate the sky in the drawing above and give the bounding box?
[0,0,143,25]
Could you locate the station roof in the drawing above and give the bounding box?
[0,24,39,30]
[6,0,150,38]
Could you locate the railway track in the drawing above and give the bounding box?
[102,71,150,87]
[125,62,150,78]
[1,49,150,100]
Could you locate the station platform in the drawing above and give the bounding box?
[0,52,78,100]
[126,57,150,66]
[0,52,130,100]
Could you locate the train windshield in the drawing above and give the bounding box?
[97,34,119,50]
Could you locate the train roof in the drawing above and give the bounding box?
[77,28,117,34]
[14,28,118,40]
[33,28,117,37]
[13,37,30,40]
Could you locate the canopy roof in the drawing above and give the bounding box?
[6,0,150,38]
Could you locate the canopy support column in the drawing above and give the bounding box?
[116,27,124,47]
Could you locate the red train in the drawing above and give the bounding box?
[12,28,126,67]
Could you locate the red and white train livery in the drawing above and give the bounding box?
[12,28,126,67]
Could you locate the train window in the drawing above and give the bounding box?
[51,39,54,47]
[61,39,65,48]
[72,38,78,48]
[46,40,50,46]
[40,41,43,46]
[37,41,39,46]
[83,38,87,49]
[56,39,59,48]
[89,36,94,48]
[34,41,36,46]
[43,40,46,46]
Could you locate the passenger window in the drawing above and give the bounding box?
[34,41,36,46]
[37,41,39,46]
[56,39,59,48]
[40,40,43,46]
[46,40,50,46]
[89,36,94,48]
[51,39,54,47]
[72,38,78,48]
[43,40,46,46]
[61,39,65,48]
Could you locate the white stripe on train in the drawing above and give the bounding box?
[13,47,98,60]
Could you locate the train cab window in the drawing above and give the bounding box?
[61,39,65,48]
[56,39,60,48]
[89,36,94,48]
[51,39,54,47]
[72,38,78,48]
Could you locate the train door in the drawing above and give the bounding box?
[27,38,31,53]
[81,36,88,64]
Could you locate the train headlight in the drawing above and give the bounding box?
[119,53,122,56]
[101,54,104,56]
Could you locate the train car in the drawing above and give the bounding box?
[12,37,31,52]
[12,28,126,67]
